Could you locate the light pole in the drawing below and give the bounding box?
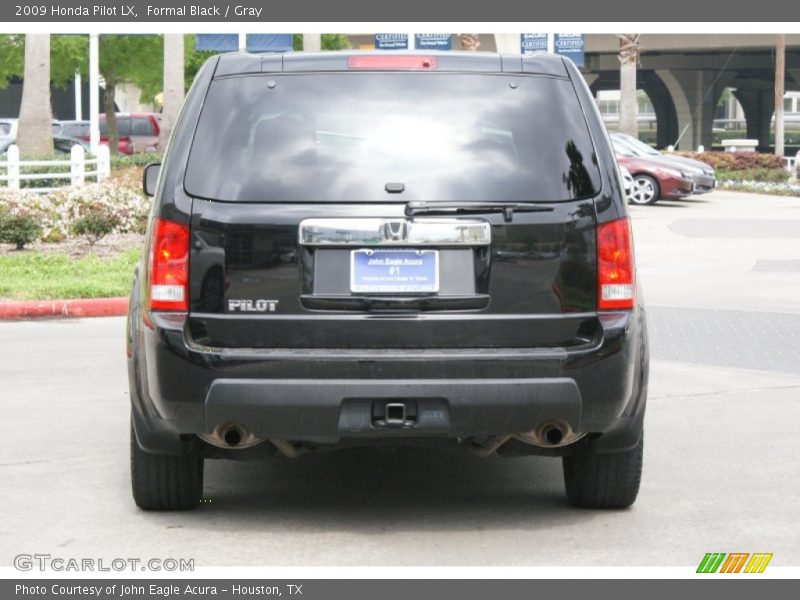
[775,34,785,157]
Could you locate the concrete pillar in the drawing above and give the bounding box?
[656,69,733,151]
[642,75,679,149]
[493,34,521,54]
[303,34,321,53]
[733,89,773,152]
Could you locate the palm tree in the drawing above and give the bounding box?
[618,34,640,139]
[16,34,54,157]
[159,34,184,151]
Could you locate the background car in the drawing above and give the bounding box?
[52,120,89,138]
[0,134,90,155]
[615,147,694,205]
[610,132,716,193]
[618,164,634,200]
[72,113,160,155]
[0,118,18,147]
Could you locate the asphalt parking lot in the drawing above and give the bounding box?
[1,189,799,567]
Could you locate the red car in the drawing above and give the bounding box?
[615,148,694,205]
[78,113,160,155]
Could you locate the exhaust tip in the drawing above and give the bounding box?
[514,421,583,448]
[543,425,564,446]
[223,427,242,447]
[199,422,263,450]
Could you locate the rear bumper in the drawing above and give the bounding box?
[129,308,648,453]
[205,378,581,443]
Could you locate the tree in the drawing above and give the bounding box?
[0,35,24,87]
[98,35,163,155]
[160,34,184,150]
[0,34,88,157]
[618,34,641,138]
[0,34,88,90]
[16,34,53,156]
[290,34,351,51]
[183,35,215,90]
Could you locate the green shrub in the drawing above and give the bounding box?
[110,152,162,169]
[69,203,121,245]
[0,204,42,249]
[716,168,791,183]
[676,151,786,172]
[14,155,72,190]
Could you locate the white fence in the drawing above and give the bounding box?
[0,144,110,193]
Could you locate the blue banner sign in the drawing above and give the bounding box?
[415,34,452,50]
[375,34,409,50]
[554,33,585,67]
[195,34,293,53]
[520,33,548,54]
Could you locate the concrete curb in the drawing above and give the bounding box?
[0,297,128,320]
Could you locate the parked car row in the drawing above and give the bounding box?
[0,113,161,157]
[0,118,90,155]
[53,113,161,155]
[611,132,716,205]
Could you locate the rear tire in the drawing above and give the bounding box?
[130,420,204,511]
[562,435,643,509]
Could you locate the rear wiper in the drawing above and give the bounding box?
[404,201,554,223]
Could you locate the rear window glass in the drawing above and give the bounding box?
[0,123,11,136]
[131,118,154,136]
[100,118,130,136]
[185,73,601,202]
[59,122,89,138]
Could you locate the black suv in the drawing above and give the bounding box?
[128,51,648,511]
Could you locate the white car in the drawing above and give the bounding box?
[618,164,634,201]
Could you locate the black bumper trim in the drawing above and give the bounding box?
[204,378,582,443]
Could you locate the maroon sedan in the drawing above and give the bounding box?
[615,146,694,205]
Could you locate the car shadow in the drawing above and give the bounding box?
[145,447,604,533]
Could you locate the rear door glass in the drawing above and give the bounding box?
[185,73,601,202]
[131,118,154,136]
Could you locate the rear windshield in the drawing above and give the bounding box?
[59,122,89,138]
[100,118,131,136]
[185,73,601,202]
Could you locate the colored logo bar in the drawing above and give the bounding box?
[697,553,773,573]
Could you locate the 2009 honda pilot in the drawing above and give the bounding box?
[128,51,649,511]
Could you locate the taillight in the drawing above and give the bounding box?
[597,217,635,310]
[148,218,189,312]
[346,55,438,70]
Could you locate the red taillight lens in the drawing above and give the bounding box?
[597,217,635,310]
[346,55,438,70]
[148,218,189,312]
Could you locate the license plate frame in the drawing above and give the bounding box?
[350,249,439,294]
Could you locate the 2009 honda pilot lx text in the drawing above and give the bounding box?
[128,51,649,511]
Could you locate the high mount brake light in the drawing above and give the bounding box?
[346,55,438,70]
[148,218,189,312]
[596,217,635,310]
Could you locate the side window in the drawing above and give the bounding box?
[131,118,154,136]
[100,118,131,136]
[116,118,131,136]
